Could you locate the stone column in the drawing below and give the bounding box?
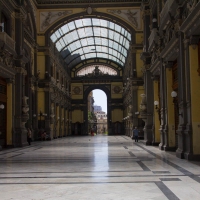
[165,63,176,151]
[159,62,166,150]
[187,36,200,160]
[143,70,154,145]
[176,32,187,159]
[152,76,160,146]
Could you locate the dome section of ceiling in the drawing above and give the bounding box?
[50,18,131,69]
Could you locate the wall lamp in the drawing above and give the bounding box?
[154,100,161,121]
[171,91,182,116]
[0,104,5,109]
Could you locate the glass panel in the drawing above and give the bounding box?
[65,33,74,44]
[100,28,107,37]
[96,46,102,51]
[68,21,75,31]
[50,34,57,42]
[114,32,120,41]
[108,30,114,39]
[92,18,100,26]
[51,17,132,67]
[95,37,101,45]
[87,37,95,46]
[82,18,92,26]
[68,43,77,52]
[80,38,88,46]
[60,24,69,34]
[85,27,93,37]
[101,38,108,46]
[71,30,79,41]
[115,24,121,33]
[109,22,114,30]
[100,19,108,27]
[93,27,101,36]
[54,30,61,39]
[75,19,83,28]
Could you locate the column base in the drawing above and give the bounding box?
[152,142,159,146]
[164,146,176,151]
[184,152,200,161]
[159,143,164,150]
[176,148,185,159]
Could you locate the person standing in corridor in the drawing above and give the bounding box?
[27,128,32,145]
[133,127,139,142]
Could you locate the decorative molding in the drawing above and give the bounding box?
[40,10,73,32]
[107,9,141,30]
[72,86,82,95]
[112,85,122,94]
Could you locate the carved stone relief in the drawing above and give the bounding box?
[40,10,73,32]
[107,9,141,30]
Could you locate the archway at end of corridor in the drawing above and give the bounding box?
[88,89,108,136]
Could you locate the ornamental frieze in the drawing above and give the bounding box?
[40,10,73,32]
[107,9,142,30]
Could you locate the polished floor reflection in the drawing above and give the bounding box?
[0,135,200,200]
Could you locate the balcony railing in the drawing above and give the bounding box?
[148,28,159,52]
[0,32,15,50]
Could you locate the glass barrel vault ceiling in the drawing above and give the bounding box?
[50,18,131,68]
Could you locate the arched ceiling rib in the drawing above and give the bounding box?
[50,18,131,69]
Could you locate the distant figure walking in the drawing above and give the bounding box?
[133,127,139,142]
[27,128,32,145]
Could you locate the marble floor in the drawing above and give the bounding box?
[0,135,200,200]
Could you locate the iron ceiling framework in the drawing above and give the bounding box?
[50,18,131,69]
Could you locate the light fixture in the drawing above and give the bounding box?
[154,100,159,109]
[33,114,36,117]
[152,18,157,22]
[171,91,182,116]
[0,104,5,109]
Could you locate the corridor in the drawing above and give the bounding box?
[0,135,200,200]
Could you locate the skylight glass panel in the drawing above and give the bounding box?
[93,27,101,36]
[51,17,131,67]
[87,37,95,46]
[54,30,61,39]
[96,46,102,51]
[71,30,79,41]
[68,43,77,52]
[56,41,63,51]
[60,24,69,34]
[100,19,108,27]
[50,34,57,42]
[100,28,107,37]
[109,48,113,55]
[80,38,88,46]
[109,22,114,30]
[114,32,120,41]
[115,24,121,33]
[108,30,114,39]
[92,18,100,26]
[74,40,81,49]
[75,19,84,28]
[82,18,92,26]
[109,40,114,48]
[102,46,108,53]
[102,38,108,46]
[84,27,93,37]
[68,21,75,31]
[94,37,101,45]
[62,35,69,45]
[65,33,74,44]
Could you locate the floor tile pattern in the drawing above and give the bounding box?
[0,135,200,200]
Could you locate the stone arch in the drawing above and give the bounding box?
[83,84,111,134]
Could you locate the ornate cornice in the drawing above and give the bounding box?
[35,0,147,4]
